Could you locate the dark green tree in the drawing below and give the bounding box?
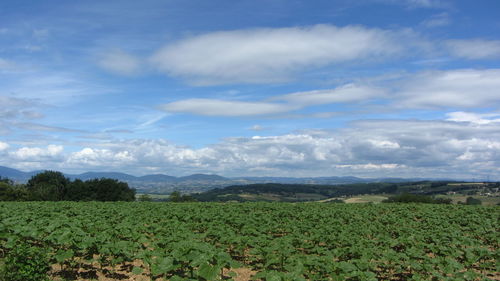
[169,191,196,202]
[26,171,69,201]
[169,191,182,202]
[465,197,482,205]
[65,179,95,201]
[84,178,136,201]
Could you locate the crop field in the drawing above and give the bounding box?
[0,202,499,281]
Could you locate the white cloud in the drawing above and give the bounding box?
[1,72,111,105]
[336,163,403,170]
[446,39,500,59]
[374,0,448,9]
[160,68,500,117]
[151,24,403,84]
[10,145,64,161]
[249,125,264,131]
[161,83,381,117]
[276,84,383,106]
[1,117,499,179]
[68,147,135,167]
[0,141,9,151]
[14,122,84,132]
[0,97,44,124]
[98,49,141,76]
[405,0,446,8]
[159,68,500,118]
[446,112,500,125]
[396,69,500,108]
[160,98,296,116]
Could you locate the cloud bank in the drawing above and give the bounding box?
[1,117,499,179]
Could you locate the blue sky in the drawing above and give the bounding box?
[1,0,500,179]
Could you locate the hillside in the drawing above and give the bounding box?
[0,165,460,194]
[192,181,500,203]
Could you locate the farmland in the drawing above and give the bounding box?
[0,202,499,280]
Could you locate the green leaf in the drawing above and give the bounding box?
[132,266,143,275]
[54,249,74,263]
[197,262,220,281]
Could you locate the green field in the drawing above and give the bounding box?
[1,202,498,281]
[434,194,500,206]
[343,195,389,204]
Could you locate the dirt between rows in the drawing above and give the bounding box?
[49,258,258,281]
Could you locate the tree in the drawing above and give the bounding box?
[24,171,136,201]
[0,176,14,185]
[26,171,69,201]
[382,193,452,204]
[465,197,482,205]
[84,178,136,201]
[169,191,196,202]
[0,178,29,201]
[169,191,182,202]
[65,179,94,201]
[138,194,152,202]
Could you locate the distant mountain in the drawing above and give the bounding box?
[138,174,178,182]
[0,165,457,194]
[0,166,41,182]
[69,172,138,182]
[0,166,28,180]
[179,174,228,181]
[234,176,370,185]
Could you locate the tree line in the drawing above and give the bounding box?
[0,171,135,202]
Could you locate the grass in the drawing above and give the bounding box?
[135,193,170,199]
[344,195,388,204]
[434,194,500,206]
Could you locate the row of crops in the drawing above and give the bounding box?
[0,202,498,280]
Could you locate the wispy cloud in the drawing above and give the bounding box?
[375,0,449,9]
[98,49,142,76]
[446,39,500,59]
[446,112,500,125]
[405,0,447,8]
[159,83,380,117]
[160,68,500,117]
[14,122,85,133]
[249,125,264,131]
[276,84,384,106]
[151,25,405,84]
[396,69,500,108]
[160,99,296,117]
[0,58,18,72]
[421,12,451,27]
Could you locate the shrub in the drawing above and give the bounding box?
[382,193,452,204]
[465,197,482,205]
[1,243,50,281]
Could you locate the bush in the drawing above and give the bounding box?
[138,194,153,202]
[1,243,50,281]
[465,197,482,205]
[169,191,196,202]
[382,193,452,204]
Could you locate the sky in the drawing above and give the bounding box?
[1,0,500,179]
